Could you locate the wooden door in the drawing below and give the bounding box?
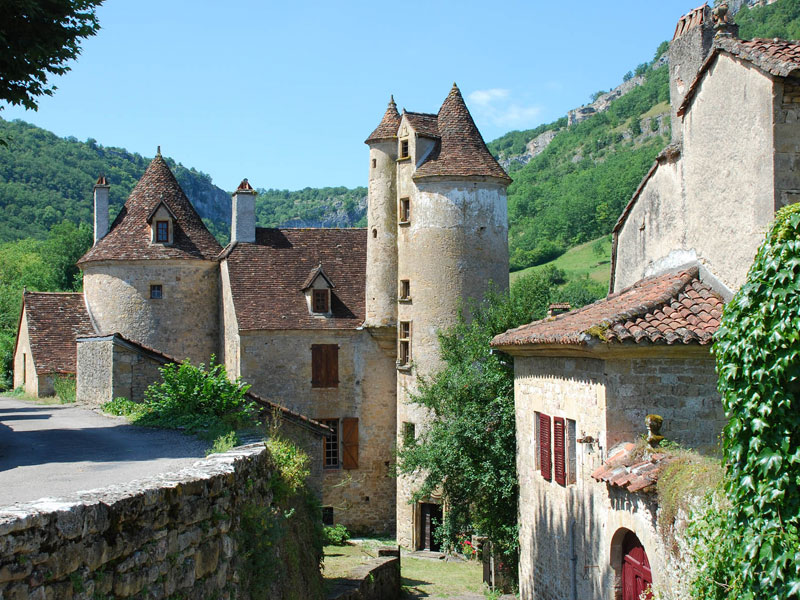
[622,532,652,600]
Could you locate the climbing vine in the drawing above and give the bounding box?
[703,203,800,599]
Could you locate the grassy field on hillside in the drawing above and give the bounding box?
[511,234,612,290]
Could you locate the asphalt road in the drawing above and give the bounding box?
[0,397,209,506]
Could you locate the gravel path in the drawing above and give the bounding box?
[0,397,209,506]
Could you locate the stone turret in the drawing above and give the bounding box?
[669,5,715,142]
[364,96,401,330]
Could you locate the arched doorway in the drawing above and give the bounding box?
[621,531,652,600]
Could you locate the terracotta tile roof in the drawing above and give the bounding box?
[222,228,366,330]
[591,442,679,494]
[491,267,723,348]
[678,37,800,117]
[236,178,254,192]
[672,4,709,41]
[365,97,402,144]
[78,154,222,264]
[21,292,95,374]
[404,111,440,138]
[414,85,512,184]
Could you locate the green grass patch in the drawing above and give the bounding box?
[401,556,483,598]
[511,234,612,289]
[640,100,670,120]
[52,374,76,403]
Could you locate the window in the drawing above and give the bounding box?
[321,418,339,468]
[372,158,377,168]
[312,289,329,314]
[373,228,378,238]
[150,284,163,299]
[403,422,416,446]
[311,344,339,388]
[400,280,410,301]
[400,139,409,159]
[342,417,359,470]
[399,198,410,223]
[398,321,411,366]
[322,507,334,526]
[538,412,552,481]
[156,220,169,243]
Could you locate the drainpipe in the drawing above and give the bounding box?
[570,519,578,600]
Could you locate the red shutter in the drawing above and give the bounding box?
[342,418,359,470]
[311,345,323,387]
[539,413,551,481]
[553,417,566,486]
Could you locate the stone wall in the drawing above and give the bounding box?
[0,443,324,600]
[327,549,400,600]
[513,348,723,599]
[12,309,43,397]
[238,329,396,535]
[82,259,219,365]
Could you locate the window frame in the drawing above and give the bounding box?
[399,138,409,159]
[155,220,169,243]
[320,418,340,469]
[398,321,412,367]
[150,284,163,300]
[399,197,411,224]
[312,289,329,314]
[399,279,411,301]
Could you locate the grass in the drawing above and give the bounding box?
[640,100,670,120]
[323,539,485,599]
[511,234,613,288]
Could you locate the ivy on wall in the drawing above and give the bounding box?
[705,202,800,599]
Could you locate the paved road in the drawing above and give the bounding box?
[0,397,209,506]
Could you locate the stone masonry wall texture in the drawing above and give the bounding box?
[0,443,321,600]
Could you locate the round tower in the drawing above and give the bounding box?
[78,151,222,364]
[394,84,511,549]
[364,97,401,329]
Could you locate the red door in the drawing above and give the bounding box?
[622,532,652,600]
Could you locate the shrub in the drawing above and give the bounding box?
[322,524,351,546]
[52,374,76,403]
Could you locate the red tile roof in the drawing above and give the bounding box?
[365,97,402,144]
[414,84,512,184]
[591,442,679,494]
[678,37,800,117]
[222,228,366,330]
[78,154,222,264]
[672,4,710,41]
[20,292,95,374]
[491,267,723,348]
[404,111,440,138]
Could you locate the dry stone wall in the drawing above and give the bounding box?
[0,443,323,600]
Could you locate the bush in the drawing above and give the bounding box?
[322,524,351,546]
[52,374,76,403]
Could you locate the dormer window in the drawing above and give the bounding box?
[156,221,169,243]
[302,263,335,316]
[400,139,409,159]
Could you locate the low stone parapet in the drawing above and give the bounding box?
[327,548,400,600]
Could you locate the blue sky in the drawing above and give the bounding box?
[1,0,698,191]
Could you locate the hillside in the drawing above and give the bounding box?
[0,118,367,245]
[489,0,800,272]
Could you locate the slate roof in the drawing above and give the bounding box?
[222,228,366,330]
[20,292,95,374]
[491,267,723,349]
[365,97,402,144]
[413,85,512,183]
[591,442,679,494]
[678,37,800,117]
[78,153,222,264]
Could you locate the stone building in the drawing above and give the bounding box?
[492,10,800,600]
[14,85,509,538]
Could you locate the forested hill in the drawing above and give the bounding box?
[488,0,800,272]
[0,118,367,245]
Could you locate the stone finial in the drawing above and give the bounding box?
[236,178,255,192]
[645,414,665,448]
[156,145,162,157]
[389,95,396,108]
[712,2,739,36]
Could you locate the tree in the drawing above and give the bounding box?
[396,268,568,578]
[0,0,103,111]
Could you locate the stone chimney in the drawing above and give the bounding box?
[231,179,257,243]
[669,4,715,142]
[93,175,110,245]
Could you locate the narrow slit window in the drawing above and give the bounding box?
[372,158,377,168]
[400,198,410,223]
[156,220,169,243]
[400,280,410,300]
[399,321,411,366]
[150,284,163,299]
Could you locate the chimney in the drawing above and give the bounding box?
[231,179,257,243]
[668,4,715,142]
[93,175,110,245]
[548,303,571,318]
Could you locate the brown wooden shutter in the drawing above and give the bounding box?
[553,417,566,486]
[539,413,552,481]
[311,345,323,387]
[342,418,359,470]
[325,344,338,387]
